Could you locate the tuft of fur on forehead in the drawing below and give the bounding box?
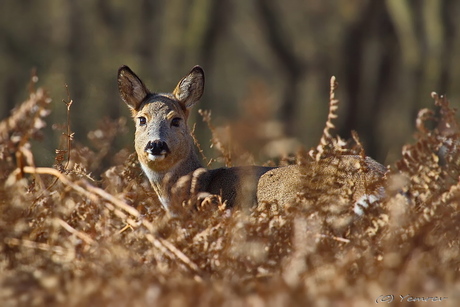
[137,94,189,118]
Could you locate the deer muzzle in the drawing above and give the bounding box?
[145,140,170,161]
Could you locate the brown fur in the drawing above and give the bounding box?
[118,66,387,214]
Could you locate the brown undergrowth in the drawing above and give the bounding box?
[0,76,459,306]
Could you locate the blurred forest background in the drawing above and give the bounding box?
[1,0,459,168]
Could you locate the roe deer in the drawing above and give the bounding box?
[118,65,387,214]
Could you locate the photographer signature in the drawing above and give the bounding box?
[376,294,448,303]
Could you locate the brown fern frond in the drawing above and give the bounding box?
[432,92,458,136]
[55,84,74,172]
[198,109,232,167]
[392,91,460,248]
[310,77,339,161]
[0,89,51,154]
[415,108,435,136]
[190,123,208,164]
[309,76,350,161]
[0,86,51,179]
[351,130,366,160]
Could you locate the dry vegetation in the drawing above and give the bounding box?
[0,76,459,307]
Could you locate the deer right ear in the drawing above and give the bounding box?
[118,66,150,112]
[173,66,205,109]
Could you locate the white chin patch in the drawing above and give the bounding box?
[148,153,166,161]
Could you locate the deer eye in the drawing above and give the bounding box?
[138,116,147,126]
[171,117,181,127]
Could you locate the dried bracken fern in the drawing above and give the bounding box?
[0,86,51,172]
[392,92,460,243]
[298,77,387,241]
[198,109,234,167]
[0,75,459,307]
[309,76,349,161]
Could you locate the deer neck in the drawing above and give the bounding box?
[141,147,202,210]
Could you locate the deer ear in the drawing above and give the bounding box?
[173,66,205,109]
[118,66,150,111]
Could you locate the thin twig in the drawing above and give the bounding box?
[63,84,74,170]
[22,166,140,218]
[4,238,67,254]
[56,218,95,245]
[117,224,133,234]
[144,231,203,279]
[85,183,140,217]
[314,233,350,243]
[190,123,208,163]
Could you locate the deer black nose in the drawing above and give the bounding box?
[145,140,170,155]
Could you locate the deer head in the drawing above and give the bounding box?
[118,65,205,206]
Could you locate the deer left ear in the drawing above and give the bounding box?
[118,65,150,112]
[173,66,205,109]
